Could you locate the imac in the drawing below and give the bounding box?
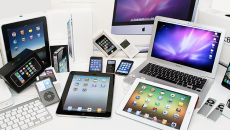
[111,0,199,35]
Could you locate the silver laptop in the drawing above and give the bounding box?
[124,16,225,108]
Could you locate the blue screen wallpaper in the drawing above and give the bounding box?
[7,22,47,63]
[115,0,192,22]
[151,21,221,73]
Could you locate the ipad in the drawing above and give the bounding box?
[116,79,198,130]
[56,71,115,118]
[1,16,51,68]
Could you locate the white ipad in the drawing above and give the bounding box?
[116,79,198,130]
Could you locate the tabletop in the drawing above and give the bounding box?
[7,57,230,130]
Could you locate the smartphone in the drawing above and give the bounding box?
[115,60,134,75]
[67,17,75,60]
[95,35,118,56]
[221,63,230,90]
[35,78,60,106]
[53,47,68,73]
[106,60,116,73]
[38,69,57,82]
[89,57,103,73]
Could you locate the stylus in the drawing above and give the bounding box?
[219,61,228,68]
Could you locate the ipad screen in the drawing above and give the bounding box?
[63,75,110,113]
[123,82,191,129]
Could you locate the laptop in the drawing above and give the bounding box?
[124,16,225,108]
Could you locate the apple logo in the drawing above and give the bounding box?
[142,27,145,32]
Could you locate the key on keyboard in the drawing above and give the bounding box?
[0,98,52,130]
[139,63,207,92]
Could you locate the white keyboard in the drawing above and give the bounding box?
[0,98,52,130]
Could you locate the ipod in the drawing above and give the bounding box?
[35,77,60,106]
[118,38,139,59]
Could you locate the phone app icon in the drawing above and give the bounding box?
[161,91,165,95]
[91,84,96,87]
[15,72,19,76]
[171,94,175,98]
[19,70,23,73]
[142,86,146,90]
[26,72,29,75]
[82,88,87,92]
[102,79,106,82]
[181,97,185,101]
[29,28,32,33]
[23,67,25,70]
[76,78,81,81]
[142,104,147,108]
[176,108,181,113]
[139,91,143,95]
[25,65,28,68]
[73,87,78,91]
[77,107,82,111]
[30,35,33,40]
[144,114,149,118]
[153,107,157,112]
[85,78,89,81]
[87,108,92,112]
[36,26,40,31]
[32,67,35,70]
[37,33,41,38]
[13,40,17,44]
[171,122,177,128]
[136,96,140,99]
[83,83,88,86]
[168,99,173,103]
[21,72,24,75]
[20,30,24,35]
[178,102,183,107]
[31,72,34,75]
[162,119,167,125]
[163,110,168,116]
[68,106,72,111]
[174,114,179,119]
[22,37,25,42]
[12,32,16,37]
[21,79,25,83]
[153,116,157,121]
[151,88,155,92]
[145,98,150,103]
[158,96,163,100]
[166,105,170,109]
[148,93,153,97]
[136,111,141,116]
[101,84,105,87]
[155,102,160,106]
[97,108,102,113]
[93,79,97,82]
[127,108,132,113]
[133,101,137,105]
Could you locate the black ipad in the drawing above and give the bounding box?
[56,71,115,118]
[1,16,51,68]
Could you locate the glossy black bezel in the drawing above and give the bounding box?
[221,63,230,90]
[115,60,134,75]
[56,71,115,118]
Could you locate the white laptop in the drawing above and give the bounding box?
[124,16,225,108]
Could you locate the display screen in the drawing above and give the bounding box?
[90,59,102,72]
[36,78,54,92]
[95,35,117,55]
[63,75,110,113]
[116,61,133,74]
[11,58,41,87]
[151,21,221,73]
[39,69,57,82]
[59,56,68,73]
[114,0,192,23]
[67,20,73,57]
[7,22,48,65]
[223,66,230,85]
[108,60,116,65]
[120,40,130,49]
[123,82,191,129]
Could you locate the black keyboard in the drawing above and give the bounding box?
[139,63,207,92]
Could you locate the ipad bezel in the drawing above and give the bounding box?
[1,16,51,68]
[116,78,198,130]
[56,71,115,118]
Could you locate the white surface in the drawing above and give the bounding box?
[223,95,230,119]
[212,0,230,13]
[5,57,230,130]
[116,78,199,130]
[0,79,13,110]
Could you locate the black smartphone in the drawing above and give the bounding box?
[95,35,117,55]
[89,57,103,73]
[53,47,69,73]
[115,60,134,75]
[221,63,230,90]
[106,60,116,73]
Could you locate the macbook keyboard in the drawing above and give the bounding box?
[0,98,52,130]
[139,63,207,92]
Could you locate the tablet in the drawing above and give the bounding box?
[56,71,115,118]
[1,16,51,68]
[116,79,198,130]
